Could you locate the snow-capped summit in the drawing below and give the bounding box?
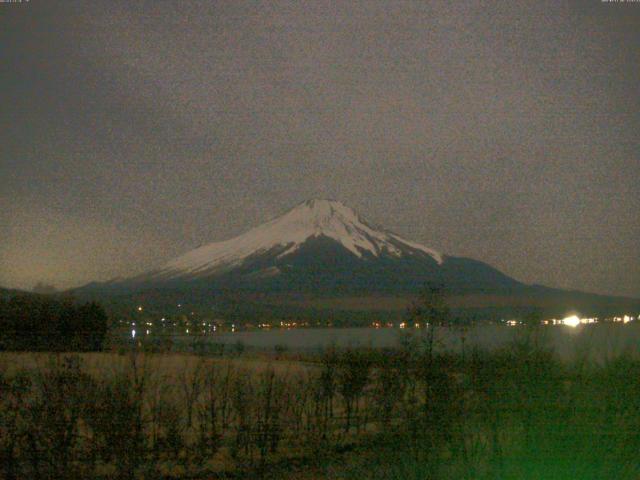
[153,199,443,280]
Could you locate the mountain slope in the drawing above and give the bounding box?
[74,199,640,319]
[110,199,522,294]
[148,199,443,281]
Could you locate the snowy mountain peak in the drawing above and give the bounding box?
[278,199,370,235]
[155,199,443,279]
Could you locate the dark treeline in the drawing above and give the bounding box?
[1,337,639,479]
[0,294,108,351]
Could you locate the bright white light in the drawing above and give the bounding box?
[131,329,136,339]
[623,315,632,324]
[562,315,580,328]
[137,306,143,312]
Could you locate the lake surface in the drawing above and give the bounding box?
[180,323,640,362]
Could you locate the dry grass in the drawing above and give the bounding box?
[2,345,639,479]
[0,351,310,377]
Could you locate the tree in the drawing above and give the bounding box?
[336,349,370,433]
[405,283,451,363]
[76,302,109,351]
[0,294,109,352]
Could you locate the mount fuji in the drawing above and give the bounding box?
[155,198,444,278]
[100,199,522,294]
[76,199,639,319]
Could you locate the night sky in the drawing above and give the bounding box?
[1,1,639,297]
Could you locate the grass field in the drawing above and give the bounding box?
[1,332,639,479]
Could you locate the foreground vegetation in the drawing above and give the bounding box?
[1,329,639,479]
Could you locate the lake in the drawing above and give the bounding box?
[176,323,640,362]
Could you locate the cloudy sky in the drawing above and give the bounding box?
[1,0,639,297]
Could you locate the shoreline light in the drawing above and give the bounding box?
[562,315,580,328]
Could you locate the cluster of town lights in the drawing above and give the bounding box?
[128,303,638,339]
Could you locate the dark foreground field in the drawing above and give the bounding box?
[1,330,639,479]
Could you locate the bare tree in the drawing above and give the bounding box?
[406,283,451,363]
[179,358,205,430]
